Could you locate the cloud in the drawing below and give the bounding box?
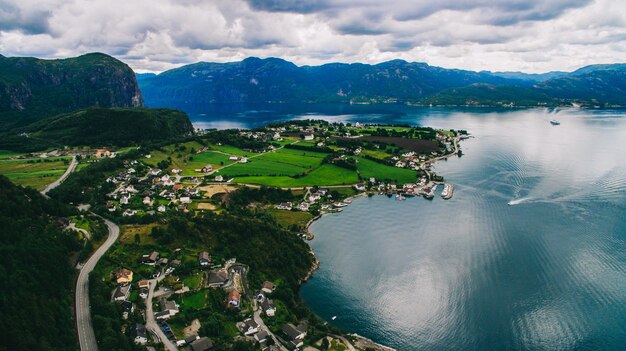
[0,0,624,74]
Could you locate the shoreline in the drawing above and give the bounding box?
[299,136,465,350]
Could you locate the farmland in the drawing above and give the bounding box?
[0,156,72,190]
[356,157,417,184]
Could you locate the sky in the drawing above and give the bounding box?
[1,0,625,73]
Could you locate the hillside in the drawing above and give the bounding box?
[0,176,79,350]
[0,53,143,127]
[138,57,511,106]
[0,107,194,151]
[139,58,626,107]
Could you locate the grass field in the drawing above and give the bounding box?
[0,150,25,159]
[268,209,313,228]
[233,164,359,187]
[0,157,71,190]
[218,159,308,177]
[257,147,327,168]
[356,157,417,184]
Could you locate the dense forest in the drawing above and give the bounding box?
[0,176,80,350]
[0,107,194,152]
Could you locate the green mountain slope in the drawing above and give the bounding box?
[0,107,194,151]
[0,53,143,127]
[0,176,79,350]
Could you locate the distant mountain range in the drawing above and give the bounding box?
[0,53,142,127]
[137,57,626,108]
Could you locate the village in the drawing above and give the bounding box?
[54,120,467,351]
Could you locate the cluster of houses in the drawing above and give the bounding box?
[105,161,203,216]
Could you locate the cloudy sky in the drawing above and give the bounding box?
[1,0,625,73]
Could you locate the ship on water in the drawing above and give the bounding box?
[550,119,560,125]
[441,183,454,199]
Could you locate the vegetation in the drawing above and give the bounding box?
[0,107,194,152]
[0,156,72,190]
[0,176,80,350]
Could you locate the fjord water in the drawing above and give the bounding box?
[191,106,626,350]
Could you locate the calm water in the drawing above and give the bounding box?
[189,105,626,350]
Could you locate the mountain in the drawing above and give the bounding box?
[0,107,194,151]
[0,176,79,350]
[138,57,512,107]
[0,53,143,127]
[139,58,626,107]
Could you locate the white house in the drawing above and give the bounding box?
[215,175,224,182]
[180,196,191,204]
[239,157,248,163]
[304,134,315,141]
[261,299,276,317]
[158,205,167,212]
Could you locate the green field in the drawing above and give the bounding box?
[0,150,25,159]
[144,141,238,175]
[233,164,359,187]
[356,157,417,184]
[0,157,71,190]
[258,147,327,167]
[268,209,313,228]
[219,158,308,177]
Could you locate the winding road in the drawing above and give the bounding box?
[41,155,77,197]
[75,218,120,351]
[145,277,178,351]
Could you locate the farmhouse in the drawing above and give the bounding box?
[261,299,276,317]
[227,290,241,308]
[261,281,276,294]
[115,268,133,285]
[207,271,229,287]
[199,251,211,266]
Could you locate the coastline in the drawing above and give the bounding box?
[299,135,465,350]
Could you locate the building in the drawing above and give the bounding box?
[113,284,131,302]
[261,299,276,317]
[207,271,229,287]
[132,323,148,345]
[156,298,179,319]
[303,134,314,141]
[282,323,307,348]
[199,251,211,266]
[254,330,269,343]
[227,290,241,308]
[115,268,133,285]
[242,319,259,335]
[188,337,213,351]
[139,251,159,265]
[261,281,276,294]
[95,148,111,158]
[214,175,224,182]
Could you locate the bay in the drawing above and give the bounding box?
[189,104,626,350]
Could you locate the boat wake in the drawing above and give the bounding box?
[507,197,533,206]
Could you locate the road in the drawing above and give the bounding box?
[75,218,120,351]
[145,278,178,351]
[41,156,77,196]
[252,302,289,351]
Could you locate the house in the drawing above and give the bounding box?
[177,335,199,347]
[254,330,269,343]
[242,318,259,335]
[276,202,292,210]
[150,169,162,176]
[132,323,148,345]
[158,205,167,212]
[199,252,211,266]
[122,209,136,216]
[303,134,314,141]
[354,183,366,191]
[229,156,239,161]
[207,271,229,287]
[113,284,131,302]
[115,268,133,285]
[214,175,224,182]
[140,251,159,265]
[239,157,248,163]
[261,299,276,317]
[143,196,151,205]
[188,337,213,351]
[172,168,182,174]
[95,148,111,158]
[282,323,307,348]
[296,202,310,211]
[120,196,130,205]
[227,290,241,308]
[261,281,276,294]
[201,164,213,172]
[180,196,192,204]
[158,298,179,319]
[138,279,150,289]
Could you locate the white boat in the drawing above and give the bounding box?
[550,119,560,126]
[331,316,337,320]
[396,194,405,200]
[333,202,347,208]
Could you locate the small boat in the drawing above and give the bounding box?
[343,198,352,204]
[331,316,337,320]
[550,119,560,126]
[333,202,347,208]
[396,194,405,200]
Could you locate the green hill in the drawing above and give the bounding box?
[0,53,143,127]
[0,107,194,151]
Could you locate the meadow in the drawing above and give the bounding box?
[0,156,72,190]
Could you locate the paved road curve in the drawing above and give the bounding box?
[76,218,120,351]
[41,156,77,196]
